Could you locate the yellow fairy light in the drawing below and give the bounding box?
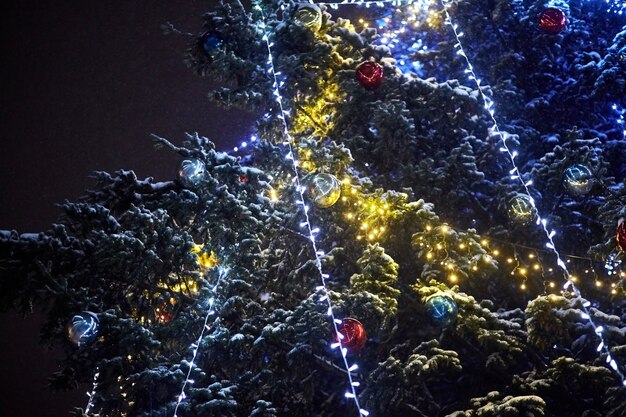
[459,243,466,249]
[493,250,500,256]
[519,268,527,275]
[549,281,556,288]
[426,252,433,259]
[449,274,458,283]
[269,188,279,202]
[426,225,432,231]
[191,244,219,270]
[595,281,603,287]
[528,253,535,259]
[507,258,514,264]
[441,225,450,234]
[480,239,488,246]
[521,283,526,290]
[533,264,540,270]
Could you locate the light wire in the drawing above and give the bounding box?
[172,266,229,417]
[255,1,369,415]
[439,0,626,385]
[84,367,100,415]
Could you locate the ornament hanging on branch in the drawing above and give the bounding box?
[293,4,322,32]
[425,293,458,327]
[355,61,384,90]
[178,158,206,187]
[304,173,341,208]
[335,318,367,353]
[67,311,100,347]
[508,194,536,225]
[538,8,567,35]
[200,31,224,56]
[617,219,626,253]
[563,164,594,195]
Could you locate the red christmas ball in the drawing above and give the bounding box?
[538,8,566,35]
[334,318,367,352]
[355,61,384,90]
[617,220,626,253]
[239,175,248,183]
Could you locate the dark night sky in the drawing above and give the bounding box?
[0,1,252,415]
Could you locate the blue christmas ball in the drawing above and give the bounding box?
[425,293,458,327]
[563,164,593,195]
[178,158,206,187]
[200,31,223,55]
[67,311,100,347]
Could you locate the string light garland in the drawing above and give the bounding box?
[231,134,259,153]
[83,368,100,415]
[255,2,369,415]
[613,104,625,139]
[372,1,438,74]
[314,0,404,8]
[439,0,626,385]
[604,0,625,15]
[172,266,229,417]
[415,220,626,295]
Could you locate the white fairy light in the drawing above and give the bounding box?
[172,266,229,417]
[314,0,403,6]
[84,368,100,415]
[440,0,626,384]
[613,104,625,139]
[255,2,368,416]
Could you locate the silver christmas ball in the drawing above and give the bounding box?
[178,158,206,187]
[293,4,322,32]
[563,164,593,195]
[67,311,100,347]
[305,173,341,208]
[507,194,535,224]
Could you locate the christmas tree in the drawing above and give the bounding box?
[1,0,626,416]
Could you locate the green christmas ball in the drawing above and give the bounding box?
[293,4,322,32]
[563,164,593,195]
[304,173,341,208]
[425,293,458,327]
[507,194,535,225]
